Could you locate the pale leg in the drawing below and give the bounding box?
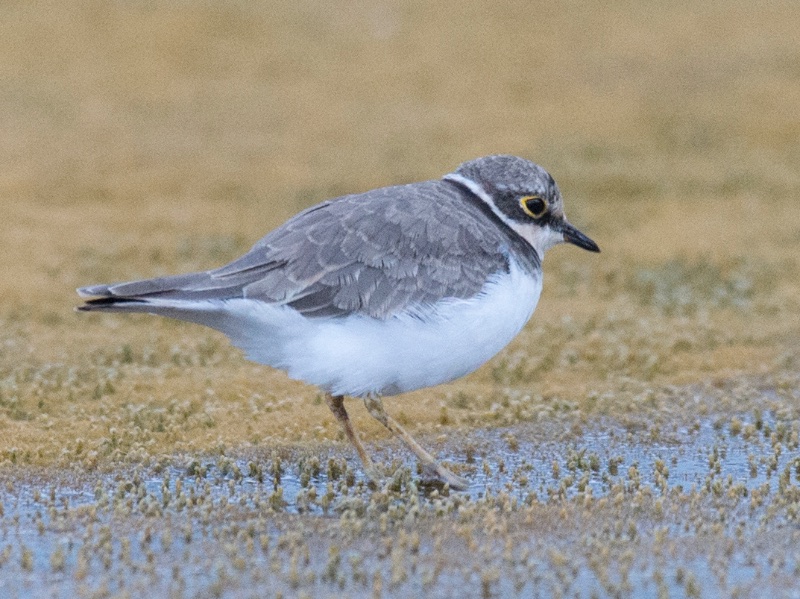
[324,393,379,481]
[363,394,469,491]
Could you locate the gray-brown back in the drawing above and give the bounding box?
[80,179,541,319]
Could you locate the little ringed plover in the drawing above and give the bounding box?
[77,155,600,490]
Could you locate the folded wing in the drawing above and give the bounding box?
[78,180,520,319]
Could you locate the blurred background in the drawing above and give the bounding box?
[1,0,799,453]
[1,2,800,596]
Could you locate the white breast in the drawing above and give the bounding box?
[176,258,542,397]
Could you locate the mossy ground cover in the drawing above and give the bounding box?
[1,1,799,596]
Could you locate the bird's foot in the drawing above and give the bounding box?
[422,462,470,491]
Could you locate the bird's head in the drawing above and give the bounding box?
[445,155,600,258]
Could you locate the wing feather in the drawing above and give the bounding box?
[79,179,539,319]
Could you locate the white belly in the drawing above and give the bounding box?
[181,259,542,397]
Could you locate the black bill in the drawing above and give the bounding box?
[561,221,600,252]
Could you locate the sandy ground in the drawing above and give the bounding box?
[1,1,799,597]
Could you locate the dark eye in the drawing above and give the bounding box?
[520,195,548,218]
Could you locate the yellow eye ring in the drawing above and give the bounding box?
[520,195,548,218]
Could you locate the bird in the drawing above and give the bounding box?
[77,155,599,490]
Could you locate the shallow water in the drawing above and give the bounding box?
[1,411,798,598]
